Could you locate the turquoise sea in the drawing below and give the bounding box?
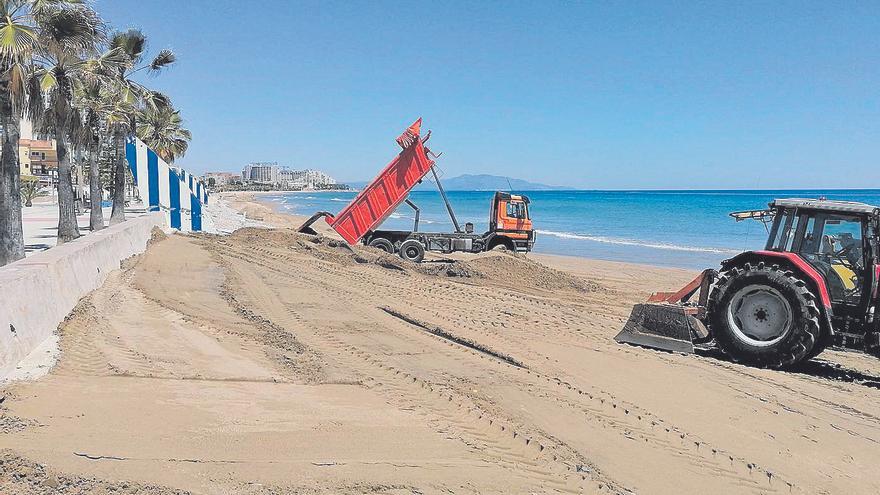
[264,189,880,270]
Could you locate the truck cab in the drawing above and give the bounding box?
[488,192,535,252]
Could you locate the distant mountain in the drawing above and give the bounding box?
[343,174,568,191]
[431,174,568,191]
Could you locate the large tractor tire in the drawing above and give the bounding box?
[707,262,820,368]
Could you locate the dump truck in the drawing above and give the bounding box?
[298,119,536,262]
[615,198,880,367]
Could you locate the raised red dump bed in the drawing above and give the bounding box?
[298,119,435,244]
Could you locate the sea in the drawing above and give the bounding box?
[262,189,880,270]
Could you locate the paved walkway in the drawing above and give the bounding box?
[21,199,146,256]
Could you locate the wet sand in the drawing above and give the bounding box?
[0,193,878,494]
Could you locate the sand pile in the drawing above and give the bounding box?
[221,228,485,278]
[0,451,186,495]
[467,251,601,292]
[148,227,168,246]
[221,229,597,290]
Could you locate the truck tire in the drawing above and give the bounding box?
[488,237,514,252]
[707,262,820,368]
[398,239,425,263]
[368,237,395,254]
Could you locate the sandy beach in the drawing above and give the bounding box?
[0,192,878,494]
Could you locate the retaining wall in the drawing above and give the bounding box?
[0,212,166,379]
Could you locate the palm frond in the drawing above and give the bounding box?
[109,28,146,64]
[0,19,38,65]
[136,103,192,163]
[39,4,104,55]
[149,48,175,71]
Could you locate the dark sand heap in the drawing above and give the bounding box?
[220,228,599,293]
[0,451,187,495]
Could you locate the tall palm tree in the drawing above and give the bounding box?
[106,29,175,225]
[137,104,191,163]
[29,5,103,243]
[70,48,126,231]
[0,0,102,264]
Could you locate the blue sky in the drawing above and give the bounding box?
[98,1,879,189]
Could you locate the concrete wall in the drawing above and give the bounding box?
[0,212,166,379]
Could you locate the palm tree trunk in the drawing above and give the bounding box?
[109,133,126,225]
[74,147,84,215]
[0,91,25,266]
[88,137,104,231]
[55,139,80,244]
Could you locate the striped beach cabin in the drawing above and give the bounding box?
[125,138,208,232]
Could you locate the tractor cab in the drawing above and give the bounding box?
[764,199,880,312]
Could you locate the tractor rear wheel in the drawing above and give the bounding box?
[708,262,820,368]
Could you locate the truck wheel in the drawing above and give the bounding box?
[398,239,425,263]
[368,237,394,254]
[708,262,820,368]
[488,237,514,251]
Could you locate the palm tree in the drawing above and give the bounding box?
[20,174,40,206]
[29,5,103,243]
[0,0,102,264]
[106,29,175,225]
[137,104,191,163]
[71,48,128,231]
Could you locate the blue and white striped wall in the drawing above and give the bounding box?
[125,138,208,232]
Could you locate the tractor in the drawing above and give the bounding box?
[615,198,880,368]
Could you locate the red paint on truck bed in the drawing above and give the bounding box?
[324,133,435,244]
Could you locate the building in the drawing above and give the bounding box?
[204,172,240,187]
[240,162,341,190]
[278,168,337,189]
[242,162,280,184]
[19,139,58,178]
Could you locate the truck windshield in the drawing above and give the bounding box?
[506,201,527,219]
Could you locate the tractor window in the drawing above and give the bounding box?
[769,210,795,251]
[506,201,527,219]
[799,214,864,305]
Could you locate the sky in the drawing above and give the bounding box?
[97,0,880,189]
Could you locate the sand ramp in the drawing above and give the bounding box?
[1,229,879,494]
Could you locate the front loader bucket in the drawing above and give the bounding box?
[614,303,699,354]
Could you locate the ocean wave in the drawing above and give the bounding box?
[389,212,437,224]
[536,230,740,254]
[330,198,347,202]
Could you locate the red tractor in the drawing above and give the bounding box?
[615,198,880,367]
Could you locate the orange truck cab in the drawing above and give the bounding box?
[488,192,535,252]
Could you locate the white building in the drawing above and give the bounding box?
[242,162,280,184]
[204,172,240,187]
[281,169,337,189]
[242,162,338,189]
